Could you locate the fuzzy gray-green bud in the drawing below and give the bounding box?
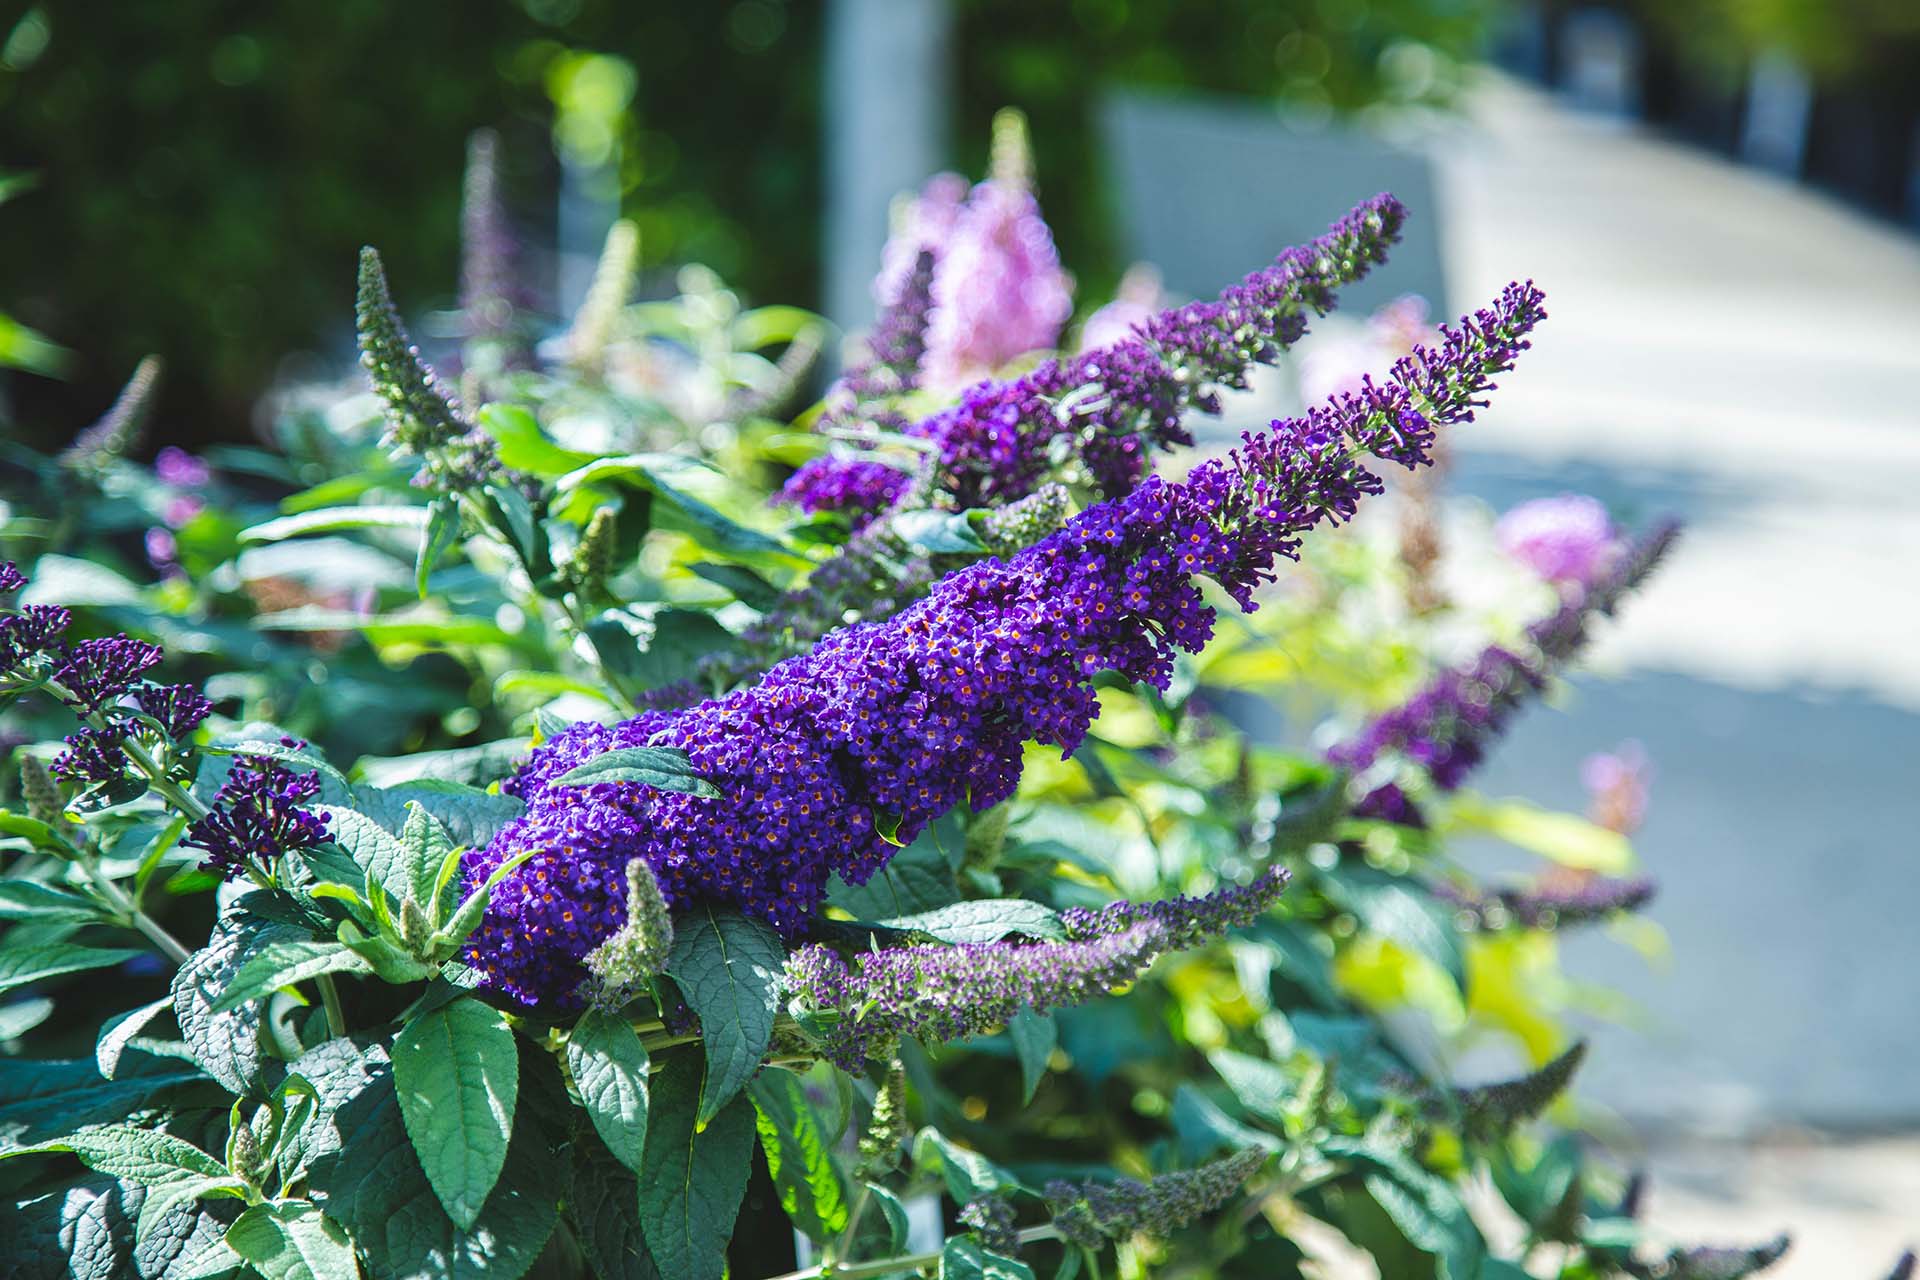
[854,1061,909,1180]
[19,755,68,829]
[566,508,618,595]
[582,857,674,1010]
[978,484,1070,558]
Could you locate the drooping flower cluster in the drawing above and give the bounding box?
[786,871,1290,1067]
[356,247,501,491]
[1438,874,1656,932]
[1497,492,1621,584]
[1332,516,1679,822]
[182,741,332,881]
[462,278,1545,1005]
[1626,1235,1791,1280]
[1044,1148,1269,1248]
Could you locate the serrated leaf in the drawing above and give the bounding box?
[11,1123,227,1185]
[1008,1010,1057,1104]
[0,879,108,924]
[567,1010,650,1171]
[227,1201,363,1280]
[416,497,462,600]
[391,996,518,1231]
[97,997,172,1079]
[636,1051,754,1280]
[942,1236,1037,1280]
[0,943,140,995]
[210,940,367,1013]
[870,899,1065,944]
[666,906,785,1126]
[553,746,720,799]
[749,1067,850,1242]
[349,781,526,851]
[240,505,431,544]
[173,922,289,1094]
[304,1039,564,1280]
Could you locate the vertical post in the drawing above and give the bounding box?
[822,0,954,337]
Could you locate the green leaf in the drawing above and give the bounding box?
[0,996,53,1040]
[240,505,431,544]
[346,780,526,852]
[210,940,368,1013]
[1008,1010,1057,1104]
[173,921,287,1094]
[0,942,141,995]
[226,1201,363,1280]
[398,802,458,910]
[11,1123,227,1185]
[1321,864,1465,988]
[827,816,962,918]
[416,497,462,599]
[0,1057,205,1155]
[568,1129,659,1280]
[867,1182,910,1254]
[636,1051,755,1280]
[355,738,527,788]
[0,879,108,924]
[894,508,987,554]
[391,996,519,1231]
[315,805,410,904]
[666,906,786,1127]
[913,1128,1022,1203]
[0,812,81,857]
[870,899,1065,944]
[1207,1048,1296,1126]
[942,1236,1037,1280]
[749,1067,850,1242]
[559,454,793,559]
[586,606,733,692]
[204,738,350,790]
[567,1010,650,1171]
[96,997,172,1079]
[553,745,721,799]
[687,561,782,610]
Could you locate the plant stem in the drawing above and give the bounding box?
[762,1225,1062,1280]
[81,857,191,966]
[316,974,349,1038]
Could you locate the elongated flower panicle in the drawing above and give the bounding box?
[357,247,500,490]
[1334,516,1678,822]
[960,1196,1020,1255]
[1060,866,1292,950]
[1441,875,1656,931]
[463,279,1544,1005]
[61,356,163,471]
[785,874,1288,1066]
[568,219,639,373]
[183,742,331,880]
[855,1062,909,1180]
[830,247,936,409]
[1045,1148,1269,1247]
[923,178,1073,388]
[1410,1041,1586,1141]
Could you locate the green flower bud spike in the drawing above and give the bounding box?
[568,218,639,375]
[582,856,675,1010]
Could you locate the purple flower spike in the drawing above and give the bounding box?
[778,458,915,526]
[134,682,214,741]
[0,562,26,595]
[54,637,164,714]
[1497,493,1619,584]
[0,605,72,671]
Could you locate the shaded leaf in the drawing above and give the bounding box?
[391,997,519,1231]
[665,907,784,1126]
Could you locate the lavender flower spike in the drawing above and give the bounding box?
[1628,1234,1791,1280]
[462,281,1541,1005]
[1418,1041,1586,1141]
[1045,1148,1269,1248]
[61,356,163,471]
[787,872,1288,1067]
[1442,875,1656,932]
[1333,516,1678,821]
[459,128,519,346]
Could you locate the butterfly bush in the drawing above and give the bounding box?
[462,280,1546,1005]
[1045,1148,1270,1249]
[1497,491,1620,584]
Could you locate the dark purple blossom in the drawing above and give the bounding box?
[959,1197,1019,1256]
[182,744,331,880]
[777,458,914,526]
[461,281,1544,1005]
[0,562,26,595]
[834,247,935,407]
[1060,866,1292,951]
[51,724,128,786]
[54,637,164,714]
[0,605,72,672]
[133,682,213,741]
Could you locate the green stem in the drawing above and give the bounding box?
[638,1030,702,1053]
[316,974,349,1038]
[825,1184,872,1270]
[80,857,191,966]
[764,1225,1062,1280]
